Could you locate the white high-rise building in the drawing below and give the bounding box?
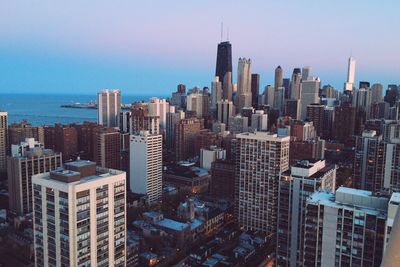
[352,88,372,118]
[251,110,268,131]
[300,78,320,120]
[211,76,222,111]
[344,57,356,91]
[301,66,312,81]
[187,92,205,118]
[32,160,126,267]
[237,58,252,112]
[217,100,235,126]
[130,131,162,204]
[304,187,391,267]
[235,132,290,235]
[148,97,169,131]
[0,111,7,174]
[98,89,121,128]
[277,160,336,267]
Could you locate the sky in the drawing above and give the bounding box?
[0,0,399,96]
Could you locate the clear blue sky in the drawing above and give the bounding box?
[0,0,399,95]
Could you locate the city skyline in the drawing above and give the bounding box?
[0,1,399,95]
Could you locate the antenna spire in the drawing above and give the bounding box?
[227,27,229,41]
[220,21,223,42]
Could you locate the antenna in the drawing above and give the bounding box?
[227,27,230,41]
[220,21,223,42]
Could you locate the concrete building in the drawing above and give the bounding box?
[300,78,320,120]
[274,66,283,91]
[344,57,356,91]
[216,100,235,127]
[8,139,62,216]
[251,74,260,109]
[354,130,400,192]
[210,160,235,201]
[277,160,336,267]
[211,76,222,111]
[332,105,356,144]
[32,160,126,267]
[200,146,226,170]
[384,193,400,254]
[285,99,301,120]
[304,187,389,267]
[130,131,162,204]
[119,111,131,133]
[163,162,211,195]
[371,83,384,104]
[93,127,121,170]
[228,115,248,134]
[187,92,206,118]
[11,137,43,157]
[274,87,285,114]
[301,66,311,81]
[250,110,268,132]
[306,103,324,137]
[175,118,202,161]
[289,138,325,165]
[236,58,252,112]
[352,88,372,119]
[8,120,44,152]
[0,112,8,174]
[235,132,290,235]
[44,124,78,162]
[166,106,185,149]
[98,89,121,128]
[130,104,160,135]
[148,97,169,131]
[290,68,302,100]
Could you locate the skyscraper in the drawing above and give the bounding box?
[93,127,121,170]
[217,99,234,126]
[8,139,62,216]
[148,97,169,132]
[304,187,389,266]
[251,73,260,109]
[274,87,285,114]
[236,58,252,112]
[354,130,400,192]
[130,131,162,204]
[301,66,311,81]
[32,160,126,267]
[332,105,356,144]
[274,65,283,90]
[277,160,336,267]
[290,68,302,100]
[175,118,202,161]
[98,89,121,128]
[306,103,325,136]
[0,112,7,175]
[371,83,384,104]
[344,56,356,91]
[130,104,160,135]
[211,76,222,111]
[300,78,320,120]
[215,41,232,89]
[235,132,290,235]
[166,106,185,149]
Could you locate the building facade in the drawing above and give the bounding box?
[235,132,290,235]
[32,160,126,267]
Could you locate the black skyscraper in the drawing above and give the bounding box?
[251,74,260,109]
[215,41,232,85]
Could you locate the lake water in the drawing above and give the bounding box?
[0,93,163,126]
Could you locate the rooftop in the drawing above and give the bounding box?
[156,218,189,231]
